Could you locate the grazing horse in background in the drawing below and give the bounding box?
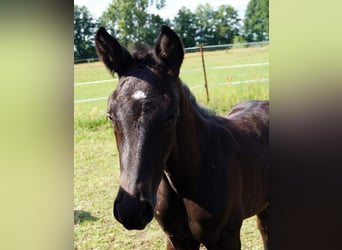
[95,25,269,250]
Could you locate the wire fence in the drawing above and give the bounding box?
[184,41,269,53]
[74,78,269,104]
[74,41,269,64]
[74,41,269,103]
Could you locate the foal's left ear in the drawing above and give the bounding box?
[155,25,184,76]
[95,27,133,77]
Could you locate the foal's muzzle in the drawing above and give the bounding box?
[113,188,154,230]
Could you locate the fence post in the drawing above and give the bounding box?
[200,44,210,102]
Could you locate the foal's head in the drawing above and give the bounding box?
[95,25,184,229]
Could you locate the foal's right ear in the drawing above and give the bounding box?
[155,25,184,76]
[95,27,133,76]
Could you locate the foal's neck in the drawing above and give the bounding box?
[165,81,208,195]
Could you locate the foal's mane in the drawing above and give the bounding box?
[131,43,160,68]
[181,83,216,119]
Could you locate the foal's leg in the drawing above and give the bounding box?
[204,229,241,250]
[257,206,269,250]
[203,219,242,250]
[166,237,200,250]
[156,176,200,250]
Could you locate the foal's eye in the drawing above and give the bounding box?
[106,113,113,121]
[107,113,117,130]
[165,114,179,128]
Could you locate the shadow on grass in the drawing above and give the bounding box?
[74,210,99,225]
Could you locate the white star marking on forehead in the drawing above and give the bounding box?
[131,90,147,100]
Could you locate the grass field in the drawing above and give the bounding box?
[74,46,269,249]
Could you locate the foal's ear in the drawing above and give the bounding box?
[95,27,133,76]
[155,25,184,76]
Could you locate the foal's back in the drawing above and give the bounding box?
[227,100,269,146]
[226,100,269,218]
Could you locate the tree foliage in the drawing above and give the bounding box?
[173,7,197,47]
[74,5,98,61]
[243,0,269,42]
[99,1,242,48]
[214,5,241,45]
[172,4,241,47]
[194,4,217,45]
[100,0,166,48]
[142,14,171,45]
[74,1,269,60]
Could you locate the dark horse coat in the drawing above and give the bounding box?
[95,25,269,250]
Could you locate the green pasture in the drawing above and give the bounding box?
[74,46,269,249]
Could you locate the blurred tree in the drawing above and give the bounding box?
[98,1,246,49]
[74,5,98,61]
[142,14,170,45]
[195,3,216,45]
[149,0,166,9]
[173,4,241,46]
[173,7,197,47]
[100,0,166,48]
[105,0,147,47]
[214,5,241,44]
[243,0,269,42]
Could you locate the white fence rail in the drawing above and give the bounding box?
[185,41,269,53]
[74,41,269,64]
[74,62,269,87]
[74,62,269,103]
[74,43,269,103]
[74,78,269,104]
